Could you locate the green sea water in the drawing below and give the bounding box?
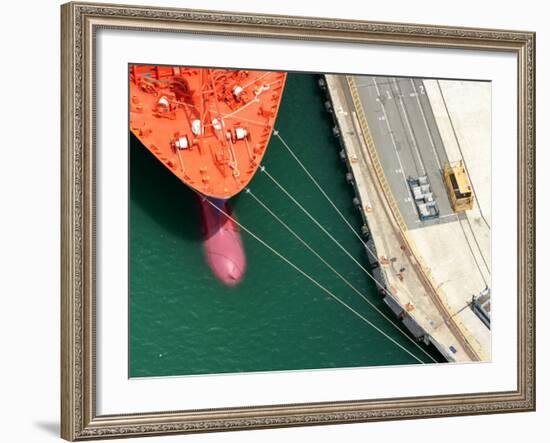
[129,72,445,377]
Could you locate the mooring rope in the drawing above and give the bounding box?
[273,130,398,285]
[199,193,428,364]
[260,165,379,281]
[273,131,370,249]
[246,188,438,363]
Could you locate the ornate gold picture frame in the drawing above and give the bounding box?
[61,1,535,440]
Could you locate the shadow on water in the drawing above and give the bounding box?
[129,73,447,375]
[130,133,202,242]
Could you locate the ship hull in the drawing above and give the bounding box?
[129,65,287,199]
[198,197,245,286]
[129,65,286,285]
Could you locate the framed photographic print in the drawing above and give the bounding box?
[61,1,536,440]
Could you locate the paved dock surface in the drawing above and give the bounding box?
[420,79,492,356]
[326,75,473,362]
[353,76,455,230]
[327,73,492,362]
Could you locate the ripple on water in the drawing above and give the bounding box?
[129,72,443,378]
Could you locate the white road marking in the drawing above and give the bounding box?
[410,79,443,171]
[438,213,459,220]
[372,77,417,215]
[392,78,426,175]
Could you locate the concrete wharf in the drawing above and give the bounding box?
[323,74,491,362]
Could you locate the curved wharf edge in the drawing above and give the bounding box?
[331,74,481,362]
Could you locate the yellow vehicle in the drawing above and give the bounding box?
[443,160,474,212]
